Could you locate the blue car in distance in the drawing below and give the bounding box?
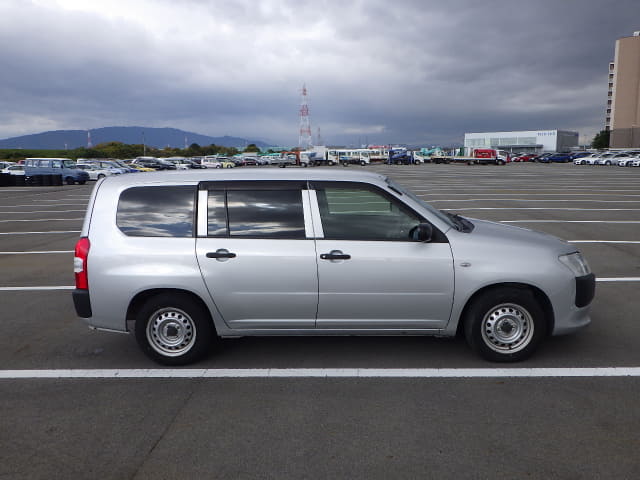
[541,153,572,163]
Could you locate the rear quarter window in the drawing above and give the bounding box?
[117,185,195,237]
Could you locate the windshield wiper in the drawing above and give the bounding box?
[444,211,474,233]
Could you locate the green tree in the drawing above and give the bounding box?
[592,129,610,149]
[243,143,260,153]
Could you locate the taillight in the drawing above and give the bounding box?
[74,237,90,290]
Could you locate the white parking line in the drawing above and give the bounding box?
[0,251,73,255]
[0,367,639,379]
[0,218,83,223]
[569,241,640,244]
[4,204,85,207]
[502,220,640,224]
[0,286,75,291]
[597,277,640,282]
[0,231,80,235]
[448,208,640,211]
[418,193,640,197]
[429,199,640,203]
[0,210,86,214]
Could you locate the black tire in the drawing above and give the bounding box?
[463,287,546,362]
[78,180,86,185]
[328,160,334,166]
[65,177,75,185]
[135,293,215,365]
[97,174,105,179]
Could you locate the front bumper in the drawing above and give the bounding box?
[575,273,596,308]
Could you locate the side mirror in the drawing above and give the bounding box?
[410,223,433,242]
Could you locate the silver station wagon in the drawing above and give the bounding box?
[73,169,595,365]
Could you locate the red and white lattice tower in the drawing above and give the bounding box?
[87,130,93,148]
[298,83,312,149]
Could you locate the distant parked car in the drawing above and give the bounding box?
[574,153,601,165]
[617,155,638,167]
[202,157,235,169]
[595,153,617,166]
[23,157,89,185]
[76,163,120,180]
[545,153,572,163]
[512,154,537,162]
[536,153,554,163]
[81,159,128,174]
[569,152,591,160]
[1,164,25,175]
[132,157,177,170]
[185,159,207,169]
[238,158,258,166]
[162,157,191,170]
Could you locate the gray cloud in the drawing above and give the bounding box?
[0,0,638,146]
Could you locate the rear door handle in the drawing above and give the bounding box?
[320,250,351,261]
[206,249,236,260]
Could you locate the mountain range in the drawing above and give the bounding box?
[0,127,273,150]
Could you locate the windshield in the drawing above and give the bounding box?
[384,177,456,229]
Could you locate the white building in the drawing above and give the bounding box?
[464,130,579,153]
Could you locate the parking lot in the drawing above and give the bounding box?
[1,163,639,479]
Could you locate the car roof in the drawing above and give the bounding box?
[99,168,388,188]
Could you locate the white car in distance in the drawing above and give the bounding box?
[574,153,600,165]
[76,163,121,180]
[1,164,25,175]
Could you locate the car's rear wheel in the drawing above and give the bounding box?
[464,287,546,362]
[135,293,214,365]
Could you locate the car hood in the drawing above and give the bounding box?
[450,218,576,257]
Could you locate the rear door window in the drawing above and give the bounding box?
[117,185,195,237]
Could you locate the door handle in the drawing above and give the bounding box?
[206,249,237,259]
[320,250,351,261]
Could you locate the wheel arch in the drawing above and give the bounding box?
[126,288,216,331]
[456,282,554,337]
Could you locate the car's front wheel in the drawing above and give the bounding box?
[135,293,215,365]
[463,287,546,362]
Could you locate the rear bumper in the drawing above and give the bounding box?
[72,289,92,318]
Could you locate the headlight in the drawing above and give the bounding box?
[559,252,591,276]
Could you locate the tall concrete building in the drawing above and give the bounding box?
[607,31,640,148]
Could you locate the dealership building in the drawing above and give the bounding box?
[464,130,579,154]
[607,31,640,148]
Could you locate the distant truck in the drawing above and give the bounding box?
[431,148,510,165]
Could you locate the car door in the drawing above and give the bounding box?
[195,181,319,330]
[310,182,454,330]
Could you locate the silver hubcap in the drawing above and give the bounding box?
[147,308,196,357]
[481,303,534,353]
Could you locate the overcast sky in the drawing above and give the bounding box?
[1,0,639,147]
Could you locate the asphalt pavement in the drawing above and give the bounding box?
[1,163,639,479]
